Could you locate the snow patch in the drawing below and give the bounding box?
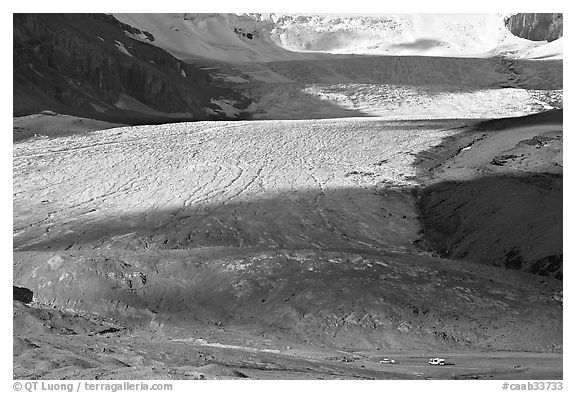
[515,37,563,60]
[114,40,133,57]
[89,102,108,113]
[210,99,241,117]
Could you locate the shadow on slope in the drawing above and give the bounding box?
[416,173,562,278]
[390,39,446,51]
[14,186,420,254]
[248,55,563,90]
[475,108,562,130]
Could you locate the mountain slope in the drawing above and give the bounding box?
[13,14,248,122]
[113,13,318,63]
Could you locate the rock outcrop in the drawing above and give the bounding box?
[505,13,563,42]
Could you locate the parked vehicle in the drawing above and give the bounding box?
[428,358,446,365]
[379,358,396,364]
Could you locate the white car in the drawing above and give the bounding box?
[428,358,446,365]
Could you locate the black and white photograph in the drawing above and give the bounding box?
[10,5,564,387]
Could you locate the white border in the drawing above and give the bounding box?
[3,3,569,392]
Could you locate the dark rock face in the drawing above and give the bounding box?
[14,286,33,304]
[13,14,244,123]
[505,13,563,42]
